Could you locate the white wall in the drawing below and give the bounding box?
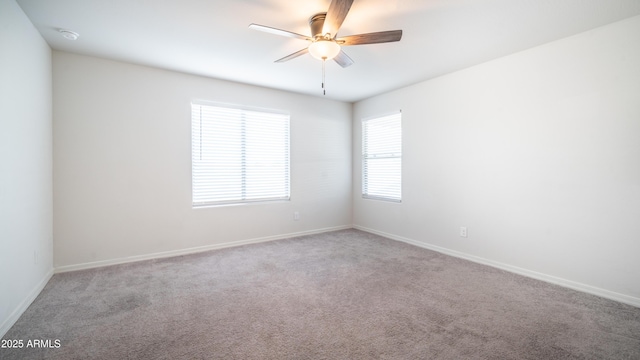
[353,15,640,305]
[0,0,53,337]
[53,52,352,269]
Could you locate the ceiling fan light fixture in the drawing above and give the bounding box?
[308,40,341,60]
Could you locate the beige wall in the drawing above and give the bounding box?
[53,52,352,269]
[0,0,53,336]
[353,15,640,306]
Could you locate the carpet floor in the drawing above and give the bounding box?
[2,229,639,359]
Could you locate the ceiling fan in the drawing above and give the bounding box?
[249,0,402,93]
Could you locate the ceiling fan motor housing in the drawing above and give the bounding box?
[309,13,328,38]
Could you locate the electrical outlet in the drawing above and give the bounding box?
[294,211,300,221]
[460,227,468,238]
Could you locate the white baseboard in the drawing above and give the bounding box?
[55,225,352,274]
[0,268,53,339]
[354,225,640,308]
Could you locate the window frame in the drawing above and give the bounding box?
[191,100,291,208]
[362,111,402,203]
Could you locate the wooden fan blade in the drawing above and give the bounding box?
[337,30,403,46]
[322,0,354,38]
[275,48,309,63]
[333,50,354,68]
[249,24,311,41]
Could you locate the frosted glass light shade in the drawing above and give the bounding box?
[308,40,341,60]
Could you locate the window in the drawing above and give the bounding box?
[191,102,290,207]
[362,111,402,202]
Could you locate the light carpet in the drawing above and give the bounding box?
[2,229,639,359]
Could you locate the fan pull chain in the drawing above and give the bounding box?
[322,57,326,96]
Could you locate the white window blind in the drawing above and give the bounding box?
[362,112,402,202]
[191,102,290,207]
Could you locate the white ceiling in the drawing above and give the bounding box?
[16,0,640,102]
